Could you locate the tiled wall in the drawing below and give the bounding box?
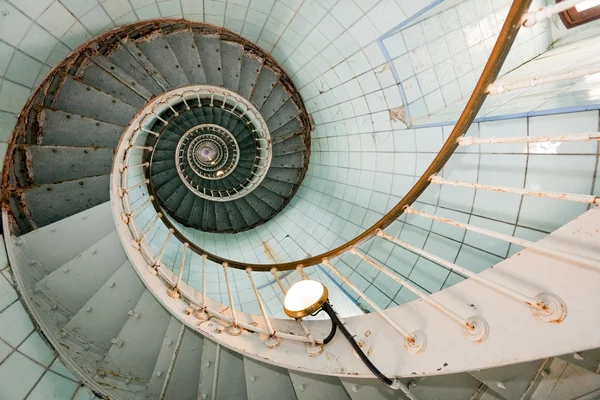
[380,0,552,126]
[0,238,98,399]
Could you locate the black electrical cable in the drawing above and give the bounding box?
[320,301,394,387]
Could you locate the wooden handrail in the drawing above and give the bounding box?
[145,0,534,271]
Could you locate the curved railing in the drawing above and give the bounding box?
[136,0,534,271]
[109,0,600,379]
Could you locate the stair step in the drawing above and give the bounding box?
[162,183,190,212]
[20,202,115,274]
[202,200,217,230]
[195,34,224,87]
[216,347,247,399]
[243,357,297,400]
[170,192,193,223]
[266,167,303,184]
[250,65,280,110]
[260,83,291,121]
[470,359,547,400]
[150,159,176,176]
[136,34,189,88]
[243,192,276,220]
[22,145,113,185]
[151,168,179,188]
[220,41,243,92]
[266,98,301,132]
[55,76,137,126]
[222,201,248,231]
[213,202,232,231]
[81,61,148,108]
[87,54,154,100]
[288,371,350,400]
[21,174,109,228]
[108,43,166,95]
[36,230,126,315]
[271,117,303,144]
[272,151,306,167]
[165,29,207,85]
[39,109,123,148]
[59,261,145,375]
[198,340,219,399]
[261,177,294,198]
[146,318,184,399]
[162,328,204,399]
[96,291,170,395]
[238,53,262,99]
[156,177,184,201]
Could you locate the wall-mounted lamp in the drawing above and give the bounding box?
[284,280,403,390]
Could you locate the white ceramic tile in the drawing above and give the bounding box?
[0,1,34,47]
[18,332,55,367]
[0,274,17,311]
[416,68,438,95]
[331,0,362,29]
[0,352,45,399]
[37,1,77,38]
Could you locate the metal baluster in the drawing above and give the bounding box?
[133,213,162,249]
[430,175,600,205]
[167,243,189,299]
[404,206,600,272]
[247,268,279,348]
[222,263,242,336]
[151,229,174,275]
[119,161,149,173]
[121,196,154,224]
[117,179,149,198]
[376,229,567,324]
[458,132,600,146]
[349,247,489,342]
[322,258,426,354]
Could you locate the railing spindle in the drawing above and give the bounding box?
[376,229,567,324]
[322,258,426,353]
[458,132,600,146]
[151,228,174,275]
[247,267,279,348]
[222,263,242,336]
[133,212,162,249]
[348,247,489,342]
[121,196,154,224]
[117,179,149,198]
[404,206,600,272]
[430,175,600,205]
[167,243,189,299]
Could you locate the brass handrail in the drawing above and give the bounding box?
[144,0,533,271]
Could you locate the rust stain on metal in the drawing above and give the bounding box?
[364,330,371,337]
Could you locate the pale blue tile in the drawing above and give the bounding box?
[62,22,93,50]
[455,245,503,274]
[0,80,31,112]
[80,5,113,35]
[27,370,79,400]
[18,332,55,367]
[0,352,45,399]
[61,0,98,17]
[0,1,33,46]
[0,274,17,311]
[409,258,448,293]
[0,339,11,364]
[37,1,76,38]
[0,41,14,75]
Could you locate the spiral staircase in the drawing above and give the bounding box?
[2,1,600,400]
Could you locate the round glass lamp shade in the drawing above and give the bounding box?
[283,280,328,318]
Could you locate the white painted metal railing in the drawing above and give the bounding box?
[105,1,600,381]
